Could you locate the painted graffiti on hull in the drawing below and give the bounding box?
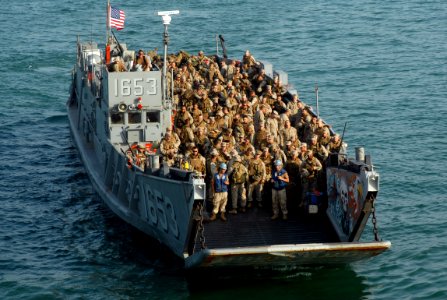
[327,168,366,239]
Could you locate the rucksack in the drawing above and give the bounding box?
[232,163,247,184]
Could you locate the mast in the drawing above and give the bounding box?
[157,10,179,104]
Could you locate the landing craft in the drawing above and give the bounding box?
[67,8,390,270]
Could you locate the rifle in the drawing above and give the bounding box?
[338,121,347,152]
[111,31,124,56]
[120,130,136,158]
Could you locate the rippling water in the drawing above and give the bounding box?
[1,0,446,299]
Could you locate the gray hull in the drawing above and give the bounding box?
[67,103,203,258]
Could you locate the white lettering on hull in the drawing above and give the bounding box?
[113,78,157,97]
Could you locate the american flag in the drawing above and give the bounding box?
[110,6,125,30]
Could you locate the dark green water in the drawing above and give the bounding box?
[1,0,446,298]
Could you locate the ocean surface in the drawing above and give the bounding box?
[1,0,446,299]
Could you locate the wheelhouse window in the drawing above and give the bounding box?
[111,112,124,124]
[146,111,160,123]
[128,112,142,124]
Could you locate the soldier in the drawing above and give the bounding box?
[264,134,279,154]
[291,101,307,130]
[221,127,236,151]
[309,134,328,162]
[287,94,300,116]
[273,76,287,96]
[218,141,232,164]
[262,85,277,106]
[227,60,236,82]
[210,163,230,222]
[232,66,243,88]
[241,114,255,144]
[215,110,228,130]
[284,140,297,160]
[260,146,273,202]
[271,160,290,220]
[220,60,228,80]
[271,144,287,165]
[299,150,322,207]
[328,134,342,153]
[279,119,298,149]
[315,118,331,139]
[253,104,267,133]
[166,127,181,149]
[191,103,203,122]
[266,111,280,140]
[237,136,255,157]
[208,61,225,83]
[201,93,214,118]
[319,129,332,150]
[240,72,252,95]
[285,149,302,210]
[194,126,210,155]
[135,49,152,71]
[135,144,147,169]
[238,102,253,117]
[254,123,268,150]
[228,156,248,214]
[260,147,273,183]
[205,149,219,202]
[196,50,210,68]
[180,118,195,149]
[189,146,206,176]
[175,105,193,133]
[159,132,178,159]
[247,150,266,208]
[207,116,221,141]
[109,57,127,72]
[298,142,308,161]
[231,114,245,140]
[178,64,192,82]
[303,116,319,143]
[271,94,287,113]
[252,68,266,93]
[193,113,208,134]
[279,109,292,130]
[242,49,258,69]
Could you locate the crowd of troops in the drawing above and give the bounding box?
[133,49,343,221]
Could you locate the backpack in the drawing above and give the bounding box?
[232,163,247,184]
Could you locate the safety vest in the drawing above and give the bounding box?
[213,173,228,193]
[272,169,287,190]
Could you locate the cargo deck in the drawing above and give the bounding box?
[200,206,339,250]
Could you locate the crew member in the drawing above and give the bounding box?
[210,163,230,222]
[271,160,289,220]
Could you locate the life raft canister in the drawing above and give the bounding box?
[105,44,111,64]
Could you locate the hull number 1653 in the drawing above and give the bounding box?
[113,78,157,97]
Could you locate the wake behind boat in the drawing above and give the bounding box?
[67,7,390,270]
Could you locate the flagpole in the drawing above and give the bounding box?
[106,0,110,44]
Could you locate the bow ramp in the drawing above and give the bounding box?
[186,208,390,269]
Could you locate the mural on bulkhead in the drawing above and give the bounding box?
[327,168,366,240]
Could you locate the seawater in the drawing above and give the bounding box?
[1,0,446,299]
